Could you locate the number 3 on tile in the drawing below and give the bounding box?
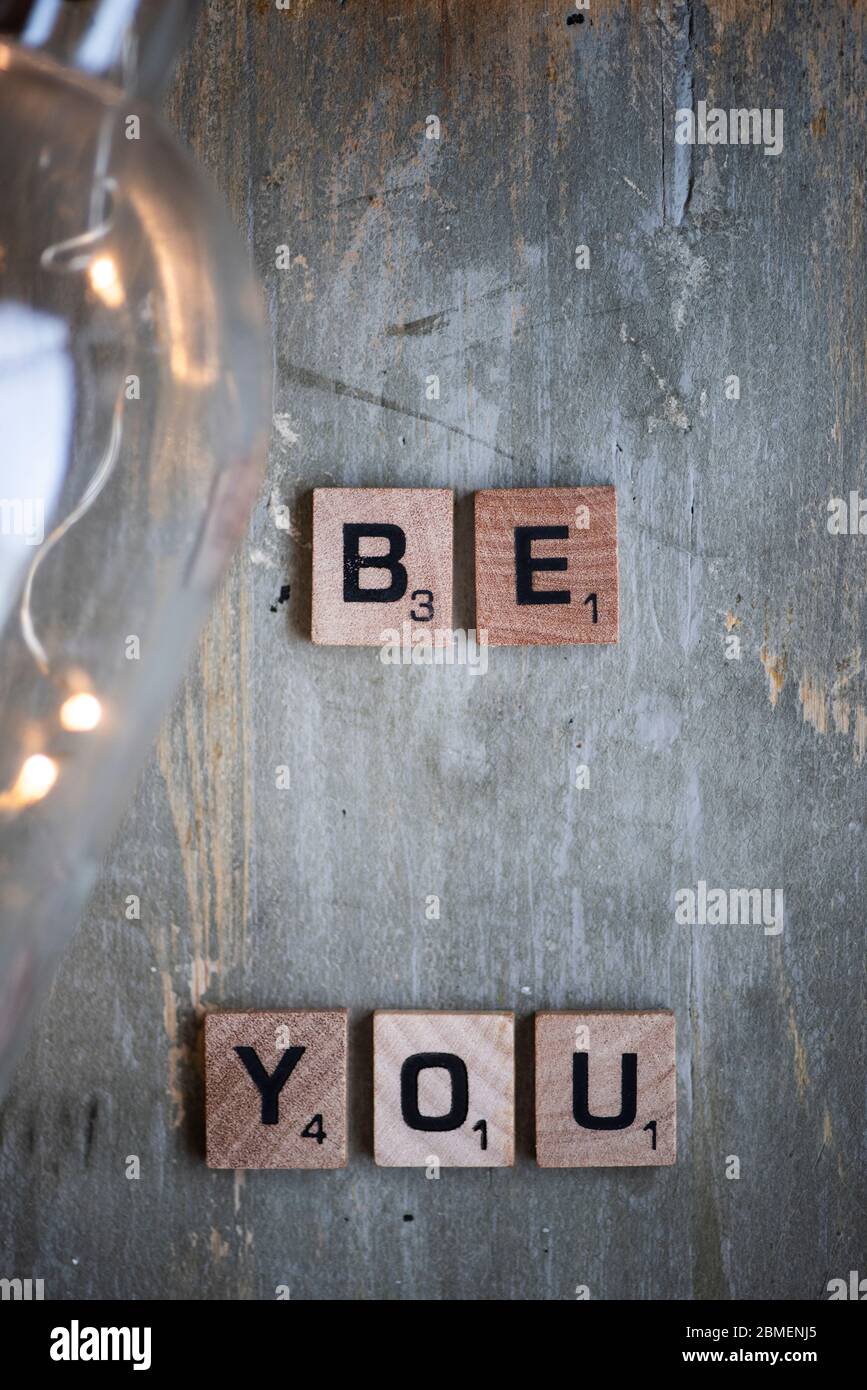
[410,589,434,621]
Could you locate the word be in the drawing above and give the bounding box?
[204,1008,675,1170]
[310,486,619,647]
[675,100,783,156]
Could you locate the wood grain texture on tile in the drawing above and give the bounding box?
[374,1011,514,1167]
[535,1011,676,1167]
[312,487,453,645]
[205,1010,347,1169]
[475,487,618,645]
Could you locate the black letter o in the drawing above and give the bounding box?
[400,1053,469,1132]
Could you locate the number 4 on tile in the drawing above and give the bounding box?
[205,1010,348,1169]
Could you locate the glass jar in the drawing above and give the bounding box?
[0,0,270,1092]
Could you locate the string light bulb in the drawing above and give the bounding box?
[59,692,103,732]
[0,753,59,812]
[87,252,124,308]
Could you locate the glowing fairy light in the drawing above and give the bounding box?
[59,692,102,732]
[17,754,58,801]
[88,253,124,307]
[0,754,59,812]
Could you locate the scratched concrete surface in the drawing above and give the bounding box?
[1,0,865,1300]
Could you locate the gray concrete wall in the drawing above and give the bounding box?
[1,0,864,1300]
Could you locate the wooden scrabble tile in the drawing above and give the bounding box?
[535,1011,676,1167]
[474,486,618,645]
[312,487,453,645]
[374,1010,514,1167]
[205,1010,347,1169]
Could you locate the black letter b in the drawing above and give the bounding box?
[343,523,408,602]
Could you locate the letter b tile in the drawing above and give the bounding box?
[475,486,618,645]
[374,1011,515,1167]
[535,1011,676,1167]
[205,1010,348,1168]
[312,487,453,645]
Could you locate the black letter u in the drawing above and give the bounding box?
[572,1051,637,1130]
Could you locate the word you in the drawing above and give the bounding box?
[205,1009,676,1170]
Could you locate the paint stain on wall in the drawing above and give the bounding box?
[161,966,188,1131]
[787,1004,811,1107]
[796,658,867,764]
[799,674,828,735]
[210,1228,230,1260]
[760,643,787,707]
